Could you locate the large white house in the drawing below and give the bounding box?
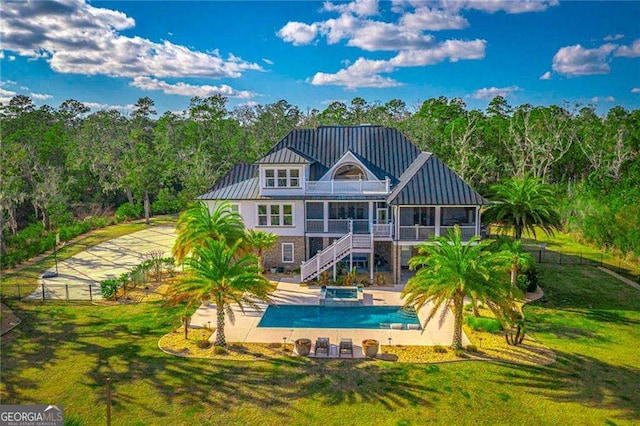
[198,125,487,284]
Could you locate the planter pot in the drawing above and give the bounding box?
[362,339,379,358]
[270,268,278,274]
[295,338,312,356]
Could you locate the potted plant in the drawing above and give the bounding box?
[295,338,312,356]
[362,339,379,358]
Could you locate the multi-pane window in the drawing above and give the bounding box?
[263,168,301,188]
[265,170,275,187]
[257,204,294,227]
[282,243,294,263]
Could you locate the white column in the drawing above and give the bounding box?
[323,202,329,233]
[368,201,374,234]
[435,206,441,237]
[476,207,481,236]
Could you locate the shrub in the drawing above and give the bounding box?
[434,345,448,354]
[196,340,211,349]
[100,279,120,299]
[213,346,227,355]
[464,302,473,312]
[151,188,183,214]
[517,267,539,293]
[115,203,143,222]
[466,344,480,353]
[466,316,502,334]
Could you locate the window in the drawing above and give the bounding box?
[282,243,294,263]
[289,169,299,187]
[263,168,301,188]
[258,205,268,226]
[257,204,294,227]
[333,164,365,180]
[270,205,280,226]
[265,169,275,187]
[230,204,239,213]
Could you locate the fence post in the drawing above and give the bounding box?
[17,284,21,300]
[106,378,112,426]
[89,285,93,301]
[538,250,542,263]
[42,283,46,301]
[65,284,69,301]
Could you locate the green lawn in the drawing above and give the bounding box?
[1,228,639,425]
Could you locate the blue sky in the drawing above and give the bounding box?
[1,0,639,115]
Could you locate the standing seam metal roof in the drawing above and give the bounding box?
[198,126,487,205]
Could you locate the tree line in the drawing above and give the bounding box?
[1,94,638,259]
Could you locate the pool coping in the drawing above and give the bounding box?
[189,281,469,347]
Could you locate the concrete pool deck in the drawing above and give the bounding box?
[190,281,469,348]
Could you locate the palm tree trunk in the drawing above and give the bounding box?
[472,299,480,317]
[452,293,464,349]
[214,303,226,346]
[510,263,518,297]
[257,248,263,272]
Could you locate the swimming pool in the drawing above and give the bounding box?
[257,305,421,329]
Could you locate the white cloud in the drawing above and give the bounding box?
[471,86,521,100]
[590,96,615,103]
[8,55,16,61]
[278,0,553,88]
[310,39,485,88]
[0,51,4,60]
[323,0,379,17]
[30,92,53,100]
[277,22,320,46]
[0,0,261,79]
[262,58,274,65]
[552,43,617,76]
[0,87,17,104]
[604,34,624,41]
[614,39,640,58]
[539,71,552,80]
[130,76,255,99]
[632,88,640,93]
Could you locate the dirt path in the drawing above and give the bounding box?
[598,267,640,291]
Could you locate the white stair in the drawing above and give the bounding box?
[300,232,373,282]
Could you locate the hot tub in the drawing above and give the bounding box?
[319,286,364,306]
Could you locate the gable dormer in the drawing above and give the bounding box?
[257,147,312,196]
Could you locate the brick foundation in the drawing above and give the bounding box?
[263,236,306,272]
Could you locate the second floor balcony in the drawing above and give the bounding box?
[304,178,390,195]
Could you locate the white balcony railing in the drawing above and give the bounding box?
[305,178,390,195]
[372,223,393,239]
[398,225,477,241]
[440,226,477,240]
[399,226,436,241]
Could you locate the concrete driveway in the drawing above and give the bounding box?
[32,225,176,300]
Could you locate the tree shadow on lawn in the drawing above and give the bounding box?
[492,350,640,423]
[2,302,439,421]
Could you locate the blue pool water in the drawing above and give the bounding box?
[257,305,421,329]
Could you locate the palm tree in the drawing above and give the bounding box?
[495,239,534,296]
[172,201,245,264]
[402,226,515,349]
[484,175,561,240]
[171,238,274,346]
[244,229,278,272]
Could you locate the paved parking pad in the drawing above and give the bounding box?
[31,226,176,300]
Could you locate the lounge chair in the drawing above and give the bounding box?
[339,338,353,358]
[315,337,330,356]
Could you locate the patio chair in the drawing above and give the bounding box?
[315,337,330,356]
[339,338,353,358]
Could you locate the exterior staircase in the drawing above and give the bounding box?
[300,232,373,282]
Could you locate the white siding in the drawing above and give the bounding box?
[204,200,305,237]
